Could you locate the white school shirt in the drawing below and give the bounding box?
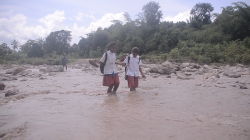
[124,54,142,77]
[100,50,118,74]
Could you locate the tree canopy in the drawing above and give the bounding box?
[190,3,214,29]
[1,1,250,64]
[44,30,72,55]
[142,1,163,27]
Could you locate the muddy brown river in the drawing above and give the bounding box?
[0,67,250,140]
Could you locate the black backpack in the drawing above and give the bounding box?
[124,56,140,80]
[100,53,107,74]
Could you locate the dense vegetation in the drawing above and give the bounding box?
[1,1,250,65]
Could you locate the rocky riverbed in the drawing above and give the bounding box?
[0,59,250,140]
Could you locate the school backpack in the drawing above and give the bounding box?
[124,56,140,80]
[100,53,107,74]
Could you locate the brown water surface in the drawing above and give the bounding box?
[0,68,250,140]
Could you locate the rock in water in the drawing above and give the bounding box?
[0,82,5,90]
[239,82,248,89]
[12,67,25,75]
[204,64,210,69]
[224,71,241,78]
[155,61,175,74]
[166,75,171,78]
[5,90,19,97]
[150,67,159,73]
[177,74,194,80]
[0,133,6,138]
[89,60,99,67]
[5,70,13,74]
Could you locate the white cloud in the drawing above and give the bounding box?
[39,10,68,31]
[0,10,13,17]
[0,10,69,46]
[85,14,96,21]
[0,11,126,46]
[164,10,190,23]
[71,12,125,43]
[73,12,96,21]
[74,13,84,21]
[88,13,125,31]
[0,14,45,45]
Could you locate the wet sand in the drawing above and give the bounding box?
[0,62,250,140]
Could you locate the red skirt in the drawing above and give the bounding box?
[103,75,120,86]
[127,76,139,88]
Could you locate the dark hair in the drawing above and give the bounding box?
[107,41,116,50]
[131,47,139,54]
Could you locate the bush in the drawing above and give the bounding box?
[0,59,5,64]
[68,53,80,59]
[242,37,250,49]
[142,53,167,63]
[179,47,190,57]
[242,50,250,64]
[31,58,44,65]
[198,55,211,64]
[18,58,26,64]
[189,52,198,61]
[168,48,180,60]
[52,58,61,65]
[205,44,224,63]
[224,41,245,63]
[4,53,20,61]
[89,50,102,58]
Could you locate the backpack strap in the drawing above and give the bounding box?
[128,56,130,65]
[104,52,107,64]
[125,56,130,74]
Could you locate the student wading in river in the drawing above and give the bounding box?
[121,47,145,91]
[100,42,122,93]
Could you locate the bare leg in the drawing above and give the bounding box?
[63,65,67,71]
[130,87,135,91]
[113,83,119,93]
[107,86,113,93]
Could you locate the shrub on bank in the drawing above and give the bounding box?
[168,48,180,60]
[0,59,5,64]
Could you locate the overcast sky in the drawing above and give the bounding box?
[0,0,249,48]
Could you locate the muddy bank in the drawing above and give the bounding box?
[0,60,250,140]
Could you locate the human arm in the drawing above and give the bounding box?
[139,66,145,78]
[115,61,123,65]
[119,56,128,67]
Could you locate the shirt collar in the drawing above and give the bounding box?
[108,50,114,55]
[130,54,139,58]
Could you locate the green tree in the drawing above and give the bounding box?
[123,12,132,22]
[0,43,12,58]
[214,2,250,41]
[45,30,72,55]
[69,43,79,53]
[78,37,87,57]
[93,28,110,54]
[20,40,36,54]
[85,32,95,57]
[27,43,44,58]
[190,3,214,28]
[142,1,163,27]
[36,38,45,49]
[135,12,146,26]
[11,39,19,51]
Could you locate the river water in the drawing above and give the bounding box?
[0,68,250,140]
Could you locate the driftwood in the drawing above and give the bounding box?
[89,59,99,67]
